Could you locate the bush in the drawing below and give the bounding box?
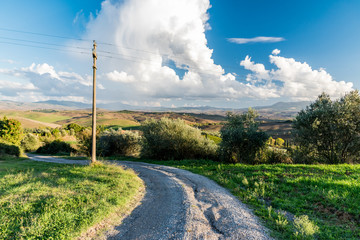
[0,140,21,157]
[141,118,218,160]
[275,138,285,147]
[36,140,75,155]
[219,109,268,163]
[52,128,61,138]
[65,123,84,133]
[264,148,292,164]
[0,116,22,144]
[76,126,104,156]
[21,133,40,152]
[98,129,141,157]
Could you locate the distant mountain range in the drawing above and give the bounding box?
[0,100,311,119]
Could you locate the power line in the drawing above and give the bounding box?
[0,41,90,55]
[0,36,90,50]
[0,27,242,75]
[0,27,92,42]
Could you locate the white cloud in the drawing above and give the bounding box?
[228,37,285,44]
[77,0,287,103]
[272,49,280,55]
[240,50,353,100]
[106,70,135,83]
[0,1,352,106]
[0,63,93,102]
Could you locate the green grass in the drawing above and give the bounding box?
[22,113,70,123]
[0,112,70,123]
[0,156,143,240]
[112,157,360,240]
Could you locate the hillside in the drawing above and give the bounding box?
[0,100,309,119]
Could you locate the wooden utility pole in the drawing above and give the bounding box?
[91,40,97,163]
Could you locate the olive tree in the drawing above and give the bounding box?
[219,108,268,163]
[293,91,360,163]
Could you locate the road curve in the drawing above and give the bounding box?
[27,155,273,240]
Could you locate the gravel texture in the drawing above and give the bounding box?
[27,155,274,240]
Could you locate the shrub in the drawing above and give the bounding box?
[76,126,104,156]
[36,140,75,155]
[52,128,61,138]
[76,128,92,156]
[141,118,218,160]
[60,129,68,137]
[0,140,21,156]
[21,133,40,152]
[98,129,141,157]
[65,123,84,133]
[264,148,293,164]
[0,116,22,144]
[275,138,285,147]
[219,109,268,164]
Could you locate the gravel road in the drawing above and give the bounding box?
[27,155,273,240]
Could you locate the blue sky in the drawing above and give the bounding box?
[0,0,358,108]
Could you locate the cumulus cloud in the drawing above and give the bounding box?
[0,63,93,102]
[272,49,280,55]
[1,1,352,106]
[228,37,285,44]
[75,0,289,104]
[240,51,353,100]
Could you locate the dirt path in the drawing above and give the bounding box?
[27,155,273,240]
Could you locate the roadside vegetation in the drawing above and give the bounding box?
[121,158,358,239]
[0,156,143,239]
[1,90,360,239]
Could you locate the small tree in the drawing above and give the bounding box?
[293,91,360,163]
[219,108,268,163]
[0,116,22,145]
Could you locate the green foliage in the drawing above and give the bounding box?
[51,128,61,138]
[275,212,289,231]
[259,148,293,164]
[0,140,21,157]
[293,91,360,163]
[141,118,218,160]
[208,135,222,144]
[76,126,104,156]
[293,215,319,239]
[98,129,141,157]
[0,116,22,145]
[20,133,40,152]
[0,157,143,239]
[219,108,269,163]
[36,140,75,155]
[65,123,84,133]
[275,138,285,147]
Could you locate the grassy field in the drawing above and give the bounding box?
[0,111,71,123]
[0,156,144,240]
[112,158,360,240]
